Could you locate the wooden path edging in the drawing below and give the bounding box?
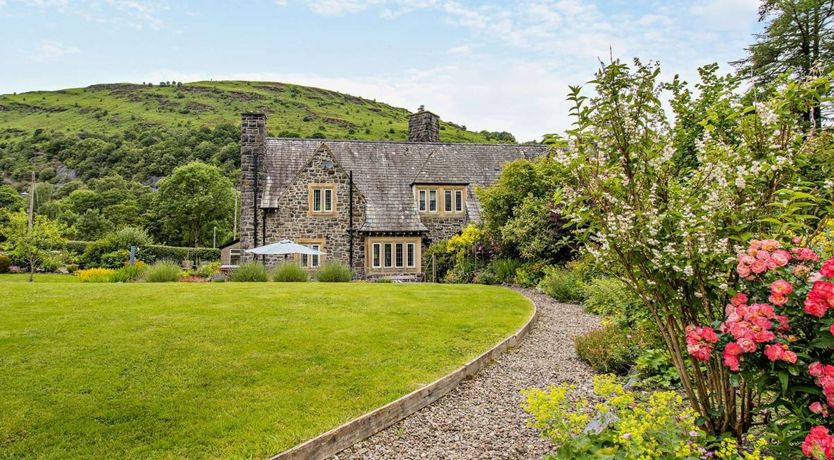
[270,295,539,460]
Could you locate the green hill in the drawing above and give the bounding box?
[0,81,515,188]
[0,80,495,142]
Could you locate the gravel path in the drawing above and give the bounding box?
[335,288,600,460]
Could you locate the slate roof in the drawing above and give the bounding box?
[261,139,547,232]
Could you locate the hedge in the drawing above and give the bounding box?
[66,240,220,267]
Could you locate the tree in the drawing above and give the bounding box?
[0,211,67,282]
[556,59,833,439]
[0,185,23,211]
[735,0,834,127]
[155,162,234,247]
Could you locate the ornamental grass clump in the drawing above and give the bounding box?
[271,263,307,282]
[315,261,352,282]
[142,260,182,283]
[229,261,268,282]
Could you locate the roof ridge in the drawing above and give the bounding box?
[264,138,543,148]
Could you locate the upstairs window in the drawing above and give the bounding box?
[308,184,336,215]
[415,186,466,216]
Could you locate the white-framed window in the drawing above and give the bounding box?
[300,243,322,268]
[429,190,437,212]
[418,190,427,212]
[407,243,415,268]
[384,243,393,268]
[444,190,452,212]
[395,243,404,267]
[372,243,381,268]
[309,185,336,214]
[229,249,242,265]
[455,190,463,212]
[367,237,421,273]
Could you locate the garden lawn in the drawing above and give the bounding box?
[0,282,532,459]
[0,274,79,283]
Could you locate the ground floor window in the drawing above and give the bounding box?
[298,240,324,268]
[366,237,421,273]
[229,249,241,265]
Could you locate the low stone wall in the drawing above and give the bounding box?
[270,296,539,460]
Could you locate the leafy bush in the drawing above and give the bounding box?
[473,266,499,285]
[194,261,221,278]
[522,374,771,459]
[100,250,130,269]
[142,260,182,283]
[444,257,479,283]
[582,277,644,326]
[631,348,680,390]
[514,261,548,288]
[76,267,116,283]
[538,266,585,303]
[315,261,352,282]
[272,263,307,282]
[141,245,220,264]
[0,254,10,273]
[489,258,521,284]
[229,261,268,282]
[574,324,653,374]
[108,226,152,249]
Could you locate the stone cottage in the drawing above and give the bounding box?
[239,108,547,279]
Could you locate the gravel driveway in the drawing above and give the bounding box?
[335,288,600,460]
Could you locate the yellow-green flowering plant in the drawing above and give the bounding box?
[522,375,774,460]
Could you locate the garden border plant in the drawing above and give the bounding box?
[552,58,834,451]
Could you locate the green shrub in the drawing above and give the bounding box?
[574,324,652,374]
[141,245,219,265]
[443,258,479,283]
[582,277,644,326]
[315,261,352,282]
[111,264,144,283]
[538,266,585,302]
[0,254,11,273]
[473,267,499,285]
[108,226,152,249]
[229,261,268,282]
[514,261,548,288]
[272,263,307,282]
[143,260,182,283]
[195,261,221,278]
[100,250,130,269]
[489,258,521,284]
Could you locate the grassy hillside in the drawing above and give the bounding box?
[0,80,495,142]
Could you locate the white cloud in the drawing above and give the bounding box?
[28,40,80,63]
[446,44,471,55]
[13,0,166,29]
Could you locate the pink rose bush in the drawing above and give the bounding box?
[687,238,834,458]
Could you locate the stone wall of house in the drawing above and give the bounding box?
[420,215,467,243]
[262,146,367,277]
[239,113,266,262]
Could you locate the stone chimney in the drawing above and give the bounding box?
[408,105,440,142]
[240,112,266,257]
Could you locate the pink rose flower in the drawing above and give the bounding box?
[771,279,793,296]
[772,249,791,267]
[821,258,834,279]
[751,259,767,274]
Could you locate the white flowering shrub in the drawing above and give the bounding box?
[553,59,834,439]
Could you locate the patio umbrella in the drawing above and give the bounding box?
[245,240,325,256]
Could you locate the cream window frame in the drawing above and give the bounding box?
[366,237,422,274]
[307,184,337,216]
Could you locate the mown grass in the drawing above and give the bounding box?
[0,274,79,283]
[0,81,492,143]
[0,282,531,459]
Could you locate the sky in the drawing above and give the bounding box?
[0,0,763,141]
